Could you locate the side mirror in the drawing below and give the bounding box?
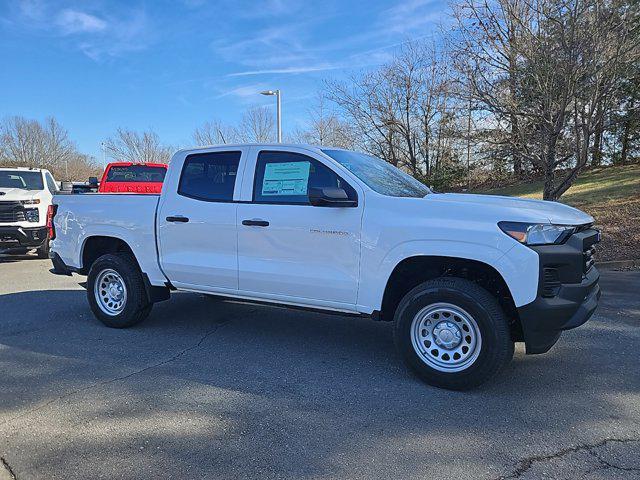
[88,176,99,186]
[308,187,357,207]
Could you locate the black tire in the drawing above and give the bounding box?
[393,277,514,391]
[36,238,49,259]
[87,253,152,328]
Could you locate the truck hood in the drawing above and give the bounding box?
[427,193,594,225]
[0,188,40,202]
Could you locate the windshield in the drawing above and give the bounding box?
[105,165,167,183]
[0,170,44,191]
[322,150,431,198]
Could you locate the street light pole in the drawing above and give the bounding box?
[260,89,282,142]
[276,89,282,143]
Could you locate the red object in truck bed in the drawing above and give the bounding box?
[98,162,168,194]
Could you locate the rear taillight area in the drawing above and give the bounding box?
[46,204,58,240]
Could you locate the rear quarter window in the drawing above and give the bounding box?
[178,151,241,202]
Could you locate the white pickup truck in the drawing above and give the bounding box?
[0,167,58,257]
[49,144,600,389]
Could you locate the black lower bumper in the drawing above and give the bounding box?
[49,251,74,276]
[518,267,600,353]
[517,228,601,354]
[0,226,47,250]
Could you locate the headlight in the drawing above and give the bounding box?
[20,199,40,205]
[25,208,39,223]
[498,222,575,246]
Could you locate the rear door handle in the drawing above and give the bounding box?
[242,219,269,227]
[166,216,190,223]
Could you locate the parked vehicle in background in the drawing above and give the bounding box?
[98,162,167,194]
[0,167,58,258]
[60,178,100,194]
[49,144,601,390]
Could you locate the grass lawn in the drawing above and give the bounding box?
[478,164,640,261]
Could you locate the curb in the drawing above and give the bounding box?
[597,259,640,271]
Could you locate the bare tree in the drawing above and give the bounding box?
[104,128,174,164]
[65,153,102,181]
[236,106,275,143]
[292,93,355,148]
[0,116,45,167]
[0,116,96,179]
[451,0,639,199]
[43,117,76,172]
[192,119,236,146]
[326,41,462,182]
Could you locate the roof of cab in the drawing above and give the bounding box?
[0,166,47,172]
[105,162,168,168]
[174,143,348,156]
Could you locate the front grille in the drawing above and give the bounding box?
[581,228,600,273]
[542,268,561,297]
[0,201,26,223]
[583,244,596,273]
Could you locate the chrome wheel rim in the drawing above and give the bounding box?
[94,269,127,316]
[410,302,482,372]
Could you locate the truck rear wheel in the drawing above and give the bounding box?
[393,277,514,390]
[87,253,152,328]
[36,238,50,259]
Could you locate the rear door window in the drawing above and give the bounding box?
[178,151,241,202]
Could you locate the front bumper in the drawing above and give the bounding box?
[517,228,601,354]
[0,226,48,250]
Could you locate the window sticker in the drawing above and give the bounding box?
[261,161,311,196]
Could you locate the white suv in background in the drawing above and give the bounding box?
[0,167,58,258]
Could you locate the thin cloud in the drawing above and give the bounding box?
[9,1,152,61]
[77,9,151,60]
[18,0,46,20]
[228,65,344,77]
[382,0,441,34]
[56,10,107,35]
[211,24,308,68]
[214,83,270,99]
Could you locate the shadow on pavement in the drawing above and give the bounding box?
[0,253,38,264]
[0,271,639,479]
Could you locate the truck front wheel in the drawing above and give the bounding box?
[393,277,514,390]
[87,253,152,328]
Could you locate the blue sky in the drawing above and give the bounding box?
[0,0,447,160]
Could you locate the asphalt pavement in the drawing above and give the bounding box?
[1,255,639,479]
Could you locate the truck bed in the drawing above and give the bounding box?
[51,193,167,285]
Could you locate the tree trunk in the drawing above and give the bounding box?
[511,116,522,177]
[542,155,556,201]
[542,128,561,200]
[619,115,631,165]
[591,101,604,166]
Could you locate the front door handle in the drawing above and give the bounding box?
[166,216,190,223]
[242,219,269,227]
